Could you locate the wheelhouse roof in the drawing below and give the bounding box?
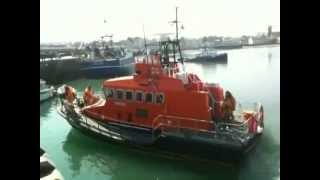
[103,76,142,89]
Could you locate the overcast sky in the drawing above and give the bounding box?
[40,0,280,43]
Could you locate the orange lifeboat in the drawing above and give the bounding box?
[58,40,264,155]
[57,8,264,158]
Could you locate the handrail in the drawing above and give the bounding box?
[151,112,255,139]
[152,114,215,139]
[218,116,253,128]
[153,113,252,129]
[152,114,209,131]
[155,122,216,135]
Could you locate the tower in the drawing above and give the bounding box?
[268,25,272,37]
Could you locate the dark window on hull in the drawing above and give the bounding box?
[103,88,114,99]
[156,93,165,104]
[128,113,132,122]
[145,93,153,103]
[108,89,114,98]
[126,91,133,100]
[136,91,143,102]
[116,90,123,99]
[135,109,148,118]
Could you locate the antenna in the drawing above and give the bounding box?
[169,7,184,65]
[101,34,113,47]
[175,7,179,42]
[143,24,149,62]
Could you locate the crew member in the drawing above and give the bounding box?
[222,91,236,122]
[64,85,77,104]
[83,86,99,106]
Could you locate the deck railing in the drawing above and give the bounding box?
[151,112,254,141]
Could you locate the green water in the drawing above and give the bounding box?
[40,45,280,180]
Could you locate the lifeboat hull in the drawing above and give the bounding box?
[57,101,260,162]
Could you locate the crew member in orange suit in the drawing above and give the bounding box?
[83,86,99,106]
[64,85,77,104]
[222,91,236,122]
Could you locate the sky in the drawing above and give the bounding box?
[40,0,280,43]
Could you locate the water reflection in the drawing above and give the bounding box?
[40,99,55,119]
[268,52,272,63]
[238,134,280,180]
[62,130,117,177]
[62,129,242,180]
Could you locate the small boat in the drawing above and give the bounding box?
[40,148,64,180]
[185,48,227,63]
[40,79,55,102]
[80,37,135,78]
[57,8,264,161]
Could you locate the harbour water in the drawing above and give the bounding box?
[40,45,280,180]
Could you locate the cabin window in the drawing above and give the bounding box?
[145,92,154,103]
[135,91,144,102]
[125,90,133,101]
[108,88,114,98]
[116,89,124,100]
[103,88,114,99]
[155,93,165,104]
[103,88,108,98]
[108,89,114,98]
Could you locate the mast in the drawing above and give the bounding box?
[174,7,184,64]
[175,7,179,43]
[101,36,105,49]
[143,25,149,62]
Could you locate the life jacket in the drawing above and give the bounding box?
[83,88,98,106]
[83,88,93,105]
[230,96,236,111]
[222,97,236,114]
[65,87,76,103]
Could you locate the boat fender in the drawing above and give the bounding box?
[255,104,264,134]
[40,148,45,157]
[250,117,257,134]
[40,161,55,178]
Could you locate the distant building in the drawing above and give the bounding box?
[268,25,272,37]
[271,31,280,38]
[268,25,280,38]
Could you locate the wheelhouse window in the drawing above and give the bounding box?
[145,92,154,103]
[135,91,144,102]
[116,89,124,100]
[103,88,114,99]
[125,90,133,101]
[155,93,165,104]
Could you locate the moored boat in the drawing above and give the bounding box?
[40,148,64,180]
[40,79,55,102]
[184,48,227,63]
[80,37,135,78]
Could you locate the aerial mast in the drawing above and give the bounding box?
[175,7,179,43]
[143,24,149,62]
[173,7,184,64]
